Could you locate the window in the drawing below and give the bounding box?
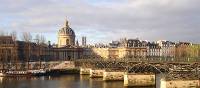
[66,39,69,45]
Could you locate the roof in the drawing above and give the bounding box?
[58,20,75,36]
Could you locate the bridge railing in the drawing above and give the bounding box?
[75,57,200,63]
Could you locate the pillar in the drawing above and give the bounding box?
[103,71,124,81]
[89,69,104,78]
[124,73,155,87]
[80,68,91,75]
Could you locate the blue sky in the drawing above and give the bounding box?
[0,0,200,44]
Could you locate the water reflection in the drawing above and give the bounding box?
[0,75,155,88]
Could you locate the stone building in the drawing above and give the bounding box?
[157,40,176,57]
[127,39,142,47]
[0,36,16,63]
[58,20,75,48]
[147,42,161,57]
[49,47,83,60]
[88,38,147,59]
[109,41,120,48]
[86,47,146,59]
[0,36,50,70]
[50,19,83,60]
[82,36,87,47]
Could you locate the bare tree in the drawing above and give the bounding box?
[34,34,46,44]
[21,32,32,42]
[10,31,17,41]
[35,34,40,44]
[21,32,32,70]
[34,34,46,69]
[34,34,41,69]
[40,35,46,44]
[10,31,18,70]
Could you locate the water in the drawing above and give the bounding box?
[0,75,155,88]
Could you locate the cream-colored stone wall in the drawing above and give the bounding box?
[103,71,124,81]
[160,79,200,88]
[58,35,75,47]
[80,68,91,75]
[91,47,147,59]
[92,48,109,59]
[89,69,104,78]
[124,73,155,87]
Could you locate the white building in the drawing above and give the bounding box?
[157,40,175,57]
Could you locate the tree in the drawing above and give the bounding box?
[10,31,17,41]
[21,32,32,42]
[34,34,46,44]
[21,32,32,70]
[34,34,46,69]
[10,31,18,70]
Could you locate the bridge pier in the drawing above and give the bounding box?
[89,69,104,78]
[103,71,124,81]
[80,68,91,75]
[160,79,200,88]
[124,73,155,87]
[158,75,200,88]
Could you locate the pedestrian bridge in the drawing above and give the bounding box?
[1,58,199,80]
[75,58,200,80]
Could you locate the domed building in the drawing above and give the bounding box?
[58,20,75,47]
[48,19,83,60]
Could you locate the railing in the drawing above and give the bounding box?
[0,57,199,71]
[75,57,200,63]
[75,58,200,74]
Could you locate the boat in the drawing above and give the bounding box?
[0,70,33,77]
[28,69,47,76]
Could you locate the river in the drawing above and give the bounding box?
[0,74,156,88]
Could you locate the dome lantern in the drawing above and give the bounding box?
[65,19,69,27]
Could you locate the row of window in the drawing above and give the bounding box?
[0,40,13,44]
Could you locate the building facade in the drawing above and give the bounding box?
[58,20,75,48]
[0,36,16,64]
[147,42,161,57]
[86,47,147,59]
[82,36,87,47]
[157,40,176,58]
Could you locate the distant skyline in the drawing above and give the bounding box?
[0,0,200,44]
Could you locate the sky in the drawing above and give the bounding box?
[0,0,200,44]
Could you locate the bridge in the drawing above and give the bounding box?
[0,58,200,87]
[75,58,200,73]
[1,58,200,78]
[74,58,200,87]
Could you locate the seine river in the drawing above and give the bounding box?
[0,74,156,88]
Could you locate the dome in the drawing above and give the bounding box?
[58,20,75,36]
[57,19,76,47]
[59,27,75,36]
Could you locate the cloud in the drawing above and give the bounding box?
[0,0,200,44]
